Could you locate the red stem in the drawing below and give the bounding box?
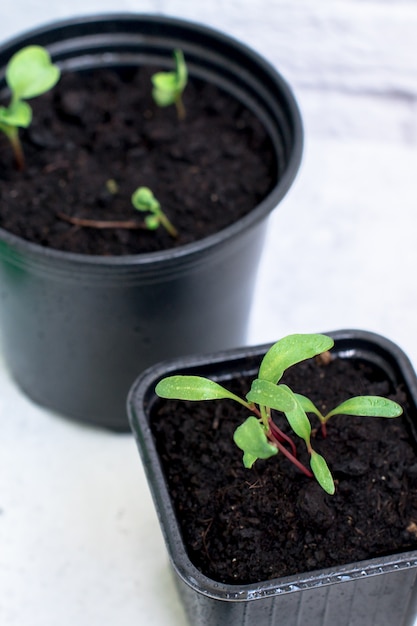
[268,418,297,457]
[267,426,313,478]
[247,404,313,478]
[275,438,313,478]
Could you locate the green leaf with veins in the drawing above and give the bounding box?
[325,396,403,420]
[155,375,246,405]
[280,385,313,442]
[294,394,324,420]
[233,416,278,468]
[296,394,403,423]
[310,451,335,495]
[247,380,312,441]
[246,379,296,412]
[258,334,334,384]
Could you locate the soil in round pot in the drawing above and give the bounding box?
[0,65,275,255]
[149,350,417,585]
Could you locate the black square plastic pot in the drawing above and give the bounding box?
[128,329,417,626]
[0,14,302,430]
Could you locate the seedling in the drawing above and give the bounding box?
[131,186,178,238]
[155,333,403,495]
[58,185,179,235]
[0,45,61,169]
[151,49,187,120]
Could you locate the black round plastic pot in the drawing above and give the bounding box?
[128,330,417,626]
[0,14,303,431]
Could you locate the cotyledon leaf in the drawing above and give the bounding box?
[7,46,60,101]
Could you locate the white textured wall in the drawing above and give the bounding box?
[1,0,417,143]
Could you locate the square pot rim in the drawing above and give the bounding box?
[127,328,417,602]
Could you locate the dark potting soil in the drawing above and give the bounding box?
[151,354,417,585]
[0,66,276,256]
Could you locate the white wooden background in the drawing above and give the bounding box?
[1,3,417,626]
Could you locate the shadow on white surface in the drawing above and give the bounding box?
[0,353,187,625]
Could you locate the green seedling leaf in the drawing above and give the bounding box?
[294,393,324,420]
[325,396,403,421]
[145,215,160,230]
[132,186,160,213]
[131,186,178,238]
[0,45,60,170]
[152,74,179,106]
[0,100,32,128]
[259,334,334,384]
[247,380,312,443]
[246,379,296,413]
[155,375,245,405]
[152,49,187,119]
[233,416,278,468]
[310,451,335,495]
[174,49,187,90]
[281,385,313,442]
[7,45,60,101]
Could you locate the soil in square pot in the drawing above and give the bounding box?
[128,330,417,626]
[0,14,303,430]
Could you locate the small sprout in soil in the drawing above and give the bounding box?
[151,49,187,120]
[131,186,178,238]
[0,45,61,170]
[155,333,403,495]
[105,178,119,195]
[57,184,179,234]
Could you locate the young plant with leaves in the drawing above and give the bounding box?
[151,49,188,120]
[0,45,61,169]
[131,186,178,238]
[155,333,403,495]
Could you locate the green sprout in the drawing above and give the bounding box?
[0,45,61,170]
[294,393,402,439]
[131,186,178,238]
[151,49,188,120]
[155,333,403,495]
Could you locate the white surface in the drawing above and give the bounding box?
[249,134,417,363]
[2,2,417,625]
